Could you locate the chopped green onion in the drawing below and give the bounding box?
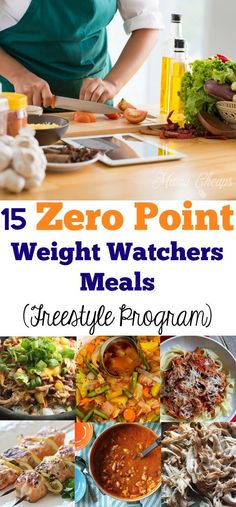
[61,348,75,359]
[36,360,47,371]
[48,358,59,368]
[30,376,42,389]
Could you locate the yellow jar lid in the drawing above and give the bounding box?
[2,92,27,111]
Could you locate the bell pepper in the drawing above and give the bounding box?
[151,384,160,398]
[111,395,128,407]
[140,341,158,351]
[106,389,123,400]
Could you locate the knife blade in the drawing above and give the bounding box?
[52,96,121,114]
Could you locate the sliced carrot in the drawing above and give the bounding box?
[86,342,96,355]
[79,398,91,406]
[73,112,96,123]
[51,96,55,109]
[123,408,136,422]
[143,386,152,399]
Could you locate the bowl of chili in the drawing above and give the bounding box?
[89,423,161,503]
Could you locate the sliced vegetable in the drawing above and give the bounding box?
[61,348,75,359]
[73,112,96,123]
[117,416,125,422]
[123,408,136,422]
[93,408,109,420]
[106,389,123,400]
[84,360,99,376]
[143,386,152,399]
[76,407,84,419]
[87,385,109,397]
[151,384,160,398]
[105,113,121,120]
[124,108,147,124]
[111,396,128,407]
[123,388,133,399]
[131,371,138,390]
[151,415,160,423]
[82,409,94,422]
[118,98,136,111]
[140,341,158,352]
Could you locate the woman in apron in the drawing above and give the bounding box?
[0,0,162,107]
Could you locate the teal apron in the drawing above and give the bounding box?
[0,0,117,98]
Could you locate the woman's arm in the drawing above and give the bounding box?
[0,47,52,106]
[79,28,158,102]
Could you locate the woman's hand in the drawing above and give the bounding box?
[12,69,53,108]
[79,78,118,103]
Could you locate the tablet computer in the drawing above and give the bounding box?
[63,133,184,166]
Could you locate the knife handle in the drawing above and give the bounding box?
[51,96,55,109]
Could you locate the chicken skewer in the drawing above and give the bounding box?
[15,444,75,504]
[0,427,65,493]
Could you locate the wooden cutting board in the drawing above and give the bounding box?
[54,111,163,138]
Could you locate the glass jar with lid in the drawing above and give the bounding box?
[2,92,28,136]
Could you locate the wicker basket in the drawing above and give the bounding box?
[217,101,236,129]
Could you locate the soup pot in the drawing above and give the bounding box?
[89,423,161,505]
[100,336,141,377]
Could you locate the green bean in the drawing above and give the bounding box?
[76,408,84,419]
[123,388,133,399]
[93,408,108,420]
[82,409,94,422]
[84,360,99,376]
[117,416,125,422]
[151,415,160,423]
[87,385,109,398]
[138,349,151,371]
[131,371,138,390]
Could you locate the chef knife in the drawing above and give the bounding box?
[52,95,121,114]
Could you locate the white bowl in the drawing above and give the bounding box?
[161,335,236,422]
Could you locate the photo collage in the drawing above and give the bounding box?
[0,335,235,506]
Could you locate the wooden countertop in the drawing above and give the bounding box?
[1,110,236,200]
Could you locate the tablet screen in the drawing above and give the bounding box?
[70,135,176,161]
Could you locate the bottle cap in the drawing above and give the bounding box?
[171,14,182,23]
[174,38,185,50]
[2,92,27,111]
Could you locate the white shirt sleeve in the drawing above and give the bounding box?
[0,1,31,31]
[118,0,164,34]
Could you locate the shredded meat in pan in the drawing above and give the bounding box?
[162,422,236,507]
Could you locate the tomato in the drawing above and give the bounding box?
[124,108,148,124]
[216,54,230,63]
[118,98,136,112]
[105,113,121,120]
[73,112,96,123]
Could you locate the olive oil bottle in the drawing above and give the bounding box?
[160,14,184,115]
[169,39,188,123]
